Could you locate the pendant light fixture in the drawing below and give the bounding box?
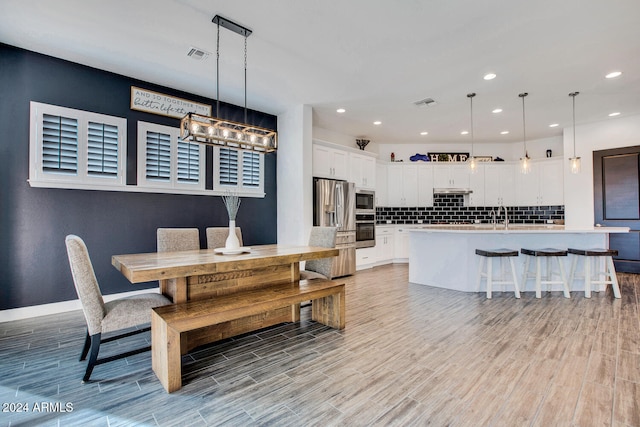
[519,92,531,174]
[568,92,581,174]
[467,93,478,173]
[180,15,277,152]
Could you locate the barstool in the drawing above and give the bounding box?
[521,248,570,298]
[475,249,521,299]
[568,248,621,298]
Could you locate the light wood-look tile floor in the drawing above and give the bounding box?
[1,264,639,426]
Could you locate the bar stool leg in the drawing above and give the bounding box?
[522,255,530,292]
[556,256,570,298]
[487,258,493,299]
[569,254,578,290]
[509,257,521,299]
[584,255,592,298]
[476,256,485,293]
[606,256,621,298]
[536,257,542,298]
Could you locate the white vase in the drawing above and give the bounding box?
[225,219,240,250]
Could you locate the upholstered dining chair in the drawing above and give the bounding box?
[65,235,171,382]
[156,227,200,252]
[206,227,243,249]
[300,226,338,280]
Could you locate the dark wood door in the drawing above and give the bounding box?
[594,146,640,272]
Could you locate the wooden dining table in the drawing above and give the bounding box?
[112,244,339,351]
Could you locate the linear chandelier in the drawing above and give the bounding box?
[180,15,277,152]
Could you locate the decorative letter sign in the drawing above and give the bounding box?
[130,87,211,119]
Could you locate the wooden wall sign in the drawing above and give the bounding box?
[130,86,211,119]
[428,152,470,162]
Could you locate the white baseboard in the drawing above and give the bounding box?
[0,288,162,323]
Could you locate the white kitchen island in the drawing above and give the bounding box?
[408,225,629,294]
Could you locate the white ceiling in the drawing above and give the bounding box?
[1,0,639,145]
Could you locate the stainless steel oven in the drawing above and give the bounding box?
[355,213,376,248]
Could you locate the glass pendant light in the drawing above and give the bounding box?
[467,93,478,174]
[519,92,531,174]
[568,92,581,174]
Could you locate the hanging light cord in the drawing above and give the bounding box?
[244,35,248,124]
[570,92,579,156]
[468,93,476,157]
[519,92,528,156]
[216,21,220,117]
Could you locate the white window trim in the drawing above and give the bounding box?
[213,146,265,196]
[29,101,126,190]
[137,121,205,193]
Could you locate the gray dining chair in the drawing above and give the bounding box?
[157,228,200,252]
[206,227,243,249]
[300,226,338,280]
[65,235,171,382]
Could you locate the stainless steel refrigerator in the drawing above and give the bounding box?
[313,177,356,277]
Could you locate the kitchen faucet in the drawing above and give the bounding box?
[501,205,509,229]
[490,209,497,229]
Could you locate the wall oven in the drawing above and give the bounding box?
[355,212,376,248]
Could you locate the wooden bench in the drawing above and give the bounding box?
[151,279,345,392]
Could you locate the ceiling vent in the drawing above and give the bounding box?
[414,98,437,107]
[187,47,210,60]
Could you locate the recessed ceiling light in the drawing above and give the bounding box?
[549,123,559,128]
[605,71,622,79]
[492,108,503,114]
[373,121,382,125]
[500,131,509,135]
[336,108,346,113]
[484,73,497,80]
[461,131,469,135]
[420,131,428,136]
[609,112,621,117]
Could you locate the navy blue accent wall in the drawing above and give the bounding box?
[0,44,278,310]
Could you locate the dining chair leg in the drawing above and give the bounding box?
[83,332,102,383]
[80,329,91,361]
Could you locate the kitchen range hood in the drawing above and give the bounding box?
[433,188,473,194]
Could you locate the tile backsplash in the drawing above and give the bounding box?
[377,194,564,224]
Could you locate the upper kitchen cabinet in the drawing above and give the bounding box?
[387,164,418,206]
[312,143,349,180]
[484,163,516,206]
[417,164,434,206]
[433,164,471,189]
[467,164,485,206]
[516,158,564,206]
[350,152,376,190]
[376,162,388,206]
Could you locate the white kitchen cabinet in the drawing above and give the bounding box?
[468,164,485,206]
[376,226,395,264]
[350,152,376,190]
[515,159,564,206]
[376,162,388,206]
[356,247,377,270]
[417,165,434,206]
[387,164,418,206]
[312,143,348,180]
[484,163,516,206]
[538,159,564,205]
[433,164,471,189]
[394,226,412,261]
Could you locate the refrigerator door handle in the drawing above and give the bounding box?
[335,183,343,228]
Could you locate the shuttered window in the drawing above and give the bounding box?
[145,131,171,181]
[214,146,264,195]
[137,122,204,192]
[87,121,119,176]
[42,113,78,174]
[219,148,239,185]
[29,102,125,189]
[242,151,260,187]
[177,140,200,183]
